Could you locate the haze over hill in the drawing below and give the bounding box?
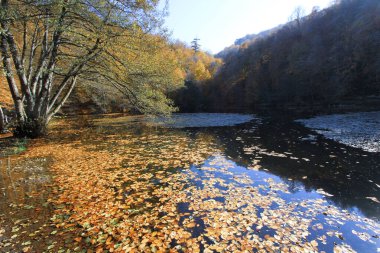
[215,25,284,59]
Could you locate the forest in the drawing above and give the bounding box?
[179,0,380,114]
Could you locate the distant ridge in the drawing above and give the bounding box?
[216,25,283,58]
[234,25,283,46]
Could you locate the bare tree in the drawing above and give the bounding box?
[0,0,164,137]
[289,6,306,30]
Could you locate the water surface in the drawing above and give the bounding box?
[0,113,379,252]
[297,111,380,152]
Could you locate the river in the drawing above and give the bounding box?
[0,113,379,252]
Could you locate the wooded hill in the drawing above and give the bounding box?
[191,0,380,114]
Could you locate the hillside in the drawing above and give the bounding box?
[215,25,283,59]
[201,0,380,114]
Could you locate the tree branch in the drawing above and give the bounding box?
[0,0,34,110]
[47,75,78,121]
[0,34,26,121]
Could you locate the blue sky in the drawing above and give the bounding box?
[163,0,332,54]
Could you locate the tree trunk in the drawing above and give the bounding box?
[13,117,49,138]
[12,76,78,138]
[0,106,5,133]
[0,35,26,123]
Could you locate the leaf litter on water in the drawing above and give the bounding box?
[0,115,379,252]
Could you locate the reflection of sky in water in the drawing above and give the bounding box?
[186,155,379,253]
[1,113,379,252]
[92,113,380,220]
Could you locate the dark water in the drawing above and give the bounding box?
[212,118,380,220]
[0,113,379,252]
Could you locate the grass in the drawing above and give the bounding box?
[0,136,28,157]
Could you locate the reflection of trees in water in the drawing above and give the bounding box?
[287,180,304,194]
[0,157,51,206]
[1,115,378,252]
[210,119,380,219]
[24,115,380,219]
[0,155,53,243]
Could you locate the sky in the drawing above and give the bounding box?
[163,0,333,54]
